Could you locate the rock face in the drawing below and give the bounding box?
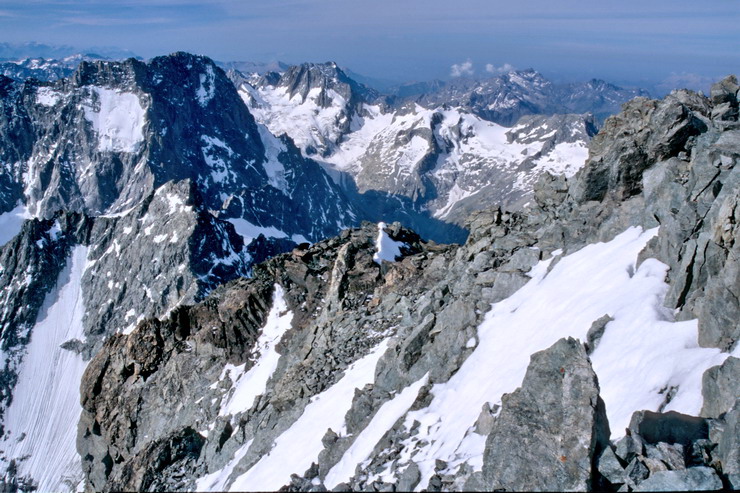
[701,357,740,418]
[481,337,610,492]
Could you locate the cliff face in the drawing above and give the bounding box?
[73,77,739,492]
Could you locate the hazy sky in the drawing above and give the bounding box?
[1,0,738,89]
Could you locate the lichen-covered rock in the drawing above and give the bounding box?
[481,337,610,491]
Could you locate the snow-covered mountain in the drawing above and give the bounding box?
[70,78,739,492]
[235,63,596,232]
[0,54,111,82]
[0,53,359,490]
[0,53,356,242]
[405,69,651,125]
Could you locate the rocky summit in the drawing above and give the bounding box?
[0,49,738,492]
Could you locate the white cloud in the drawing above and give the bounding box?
[450,59,474,77]
[485,62,515,75]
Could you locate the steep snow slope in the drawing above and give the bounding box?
[218,284,293,417]
[0,246,89,492]
[226,340,391,492]
[0,205,29,247]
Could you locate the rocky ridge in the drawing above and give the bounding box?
[74,76,739,491]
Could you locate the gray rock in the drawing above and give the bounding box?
[715,400,740,477]
[701,357,740,418]
[634,466,723,491]
[628,410,709,447]
[615,434,646,464]
[710,75,739,106]
[646,442,686,471]
[626,457,650,484]
[481,337,610,491]
[598,446,627,486]
[534,171,569,210]
[585,314,613,354]
[396,462,420,492]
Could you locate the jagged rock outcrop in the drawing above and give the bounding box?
[480,337,610,491]
[701,357,740,418]
[0,52,357,241]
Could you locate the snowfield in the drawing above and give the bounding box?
[0,246,90,492]
[82,87,146,152]
[224,340,391,492]
[219,284,294,417]
[0,204,30,247]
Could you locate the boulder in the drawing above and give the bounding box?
[628,410,709,447]
[715,400,740,481]
[481,337,610,491]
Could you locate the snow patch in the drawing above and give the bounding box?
[82,87,146,153]
[48,220,62,241]
[373,222,404,264]
[219,284,293,416]
[0,246,89,492]
[227,218,288,245]
[325,373,429,489]
[0,204,30,247]
[35,87,61,107]
[197,65,216,107]
[434,184,476,219]
[228,339,391,492]
[256,124,288,192]
[196,439,253,492]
